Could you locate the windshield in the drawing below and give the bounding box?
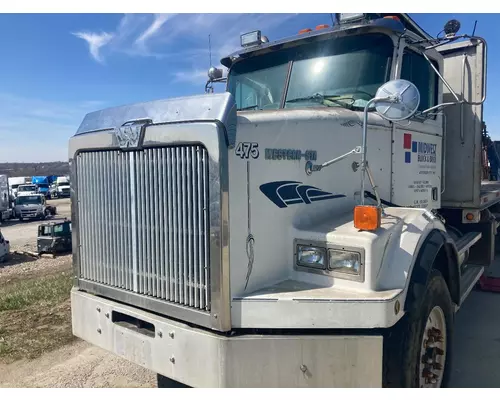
[16,195,42,205]
[227,33,394,111]
[11,184,20,189]
[37,184,49,189]
[19,185,37,192]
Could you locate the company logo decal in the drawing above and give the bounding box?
[259,181,345,208]
[114,119,152,149]
[403,133,437,164]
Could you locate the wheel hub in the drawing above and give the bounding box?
[419,306,447,388]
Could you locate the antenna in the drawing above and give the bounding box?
[208,34,213,67]
[472,20,477,36]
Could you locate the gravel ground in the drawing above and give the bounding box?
[0,198,156,388]
[0,341,156,388]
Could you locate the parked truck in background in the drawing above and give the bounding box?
[50,176,70,198]
[32,176,51,199]
[70,13,496,388]
[8,176,31,198]
[0,175,13,223]
[16,184,39,197]
[12,193,56,221]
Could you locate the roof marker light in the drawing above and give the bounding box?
[298,28,312,34]
[241,30,262,47]
[316,24,329,30]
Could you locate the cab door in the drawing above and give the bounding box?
[391,45,443,210]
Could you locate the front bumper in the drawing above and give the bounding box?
[71,289,383,387]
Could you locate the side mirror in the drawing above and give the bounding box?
[373,79,420,122]
[208,66,223,81]
[444,19,461,37]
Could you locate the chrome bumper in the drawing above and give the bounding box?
[71,289,383,387]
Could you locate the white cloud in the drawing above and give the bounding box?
[72,13,302,67]
[135,13,174,48]
[72,31,114,63]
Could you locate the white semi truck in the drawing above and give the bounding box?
[8,176,31,198]
[69,13,495,388]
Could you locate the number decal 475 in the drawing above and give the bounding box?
[235,142,259,159]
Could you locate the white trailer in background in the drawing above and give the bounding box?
[8,176,31,198]
[70,13,495,387]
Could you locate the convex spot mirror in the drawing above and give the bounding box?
[208,66,223,81]
[374,79,420,122]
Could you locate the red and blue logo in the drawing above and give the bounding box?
[403,133,437,164]
[403,133,415,163]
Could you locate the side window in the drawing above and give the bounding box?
[235,81,258,110]
[401,50,438,113]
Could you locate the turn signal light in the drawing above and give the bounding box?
[298,28,312,34]
[354,205,381,231]
[383,16,400,21]
[465,213,475,221]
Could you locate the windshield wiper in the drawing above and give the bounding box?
[286,93,355,110]
[238,104,260,111]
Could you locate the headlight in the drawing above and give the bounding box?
[296,245,326,269]
[328,249,361,275]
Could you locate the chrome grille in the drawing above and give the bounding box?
[76,145,210,311]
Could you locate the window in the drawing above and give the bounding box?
[401,50,438,112]
[227,33,394,112]
[227,52,290,111]
[285,34,393,109]
[53,223,71,236]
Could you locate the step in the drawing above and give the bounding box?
[457,265,484,310]
[456,232,482,258]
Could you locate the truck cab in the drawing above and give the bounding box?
[13,193,52,221]
[16,184,39,197]
[32,176,51,199]
[50,176,70,198]
[69,13,489,388]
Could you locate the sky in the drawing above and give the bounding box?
[0,13,498,162]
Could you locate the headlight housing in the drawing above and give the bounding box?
[328,249,361,275]
[296,245,326,269]
[295,240,364,282]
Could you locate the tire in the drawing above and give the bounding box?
[384,269,454,388]
[157,374,189,388]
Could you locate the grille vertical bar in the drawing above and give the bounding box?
[76,145,210,311]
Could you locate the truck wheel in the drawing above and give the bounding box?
[157,374,189,388]
[384,269,454,388]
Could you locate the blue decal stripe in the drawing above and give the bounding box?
[310,194,346,202]
[260,180,345,208]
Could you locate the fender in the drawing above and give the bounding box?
[375,208,460,317]
[403,229,460,311]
